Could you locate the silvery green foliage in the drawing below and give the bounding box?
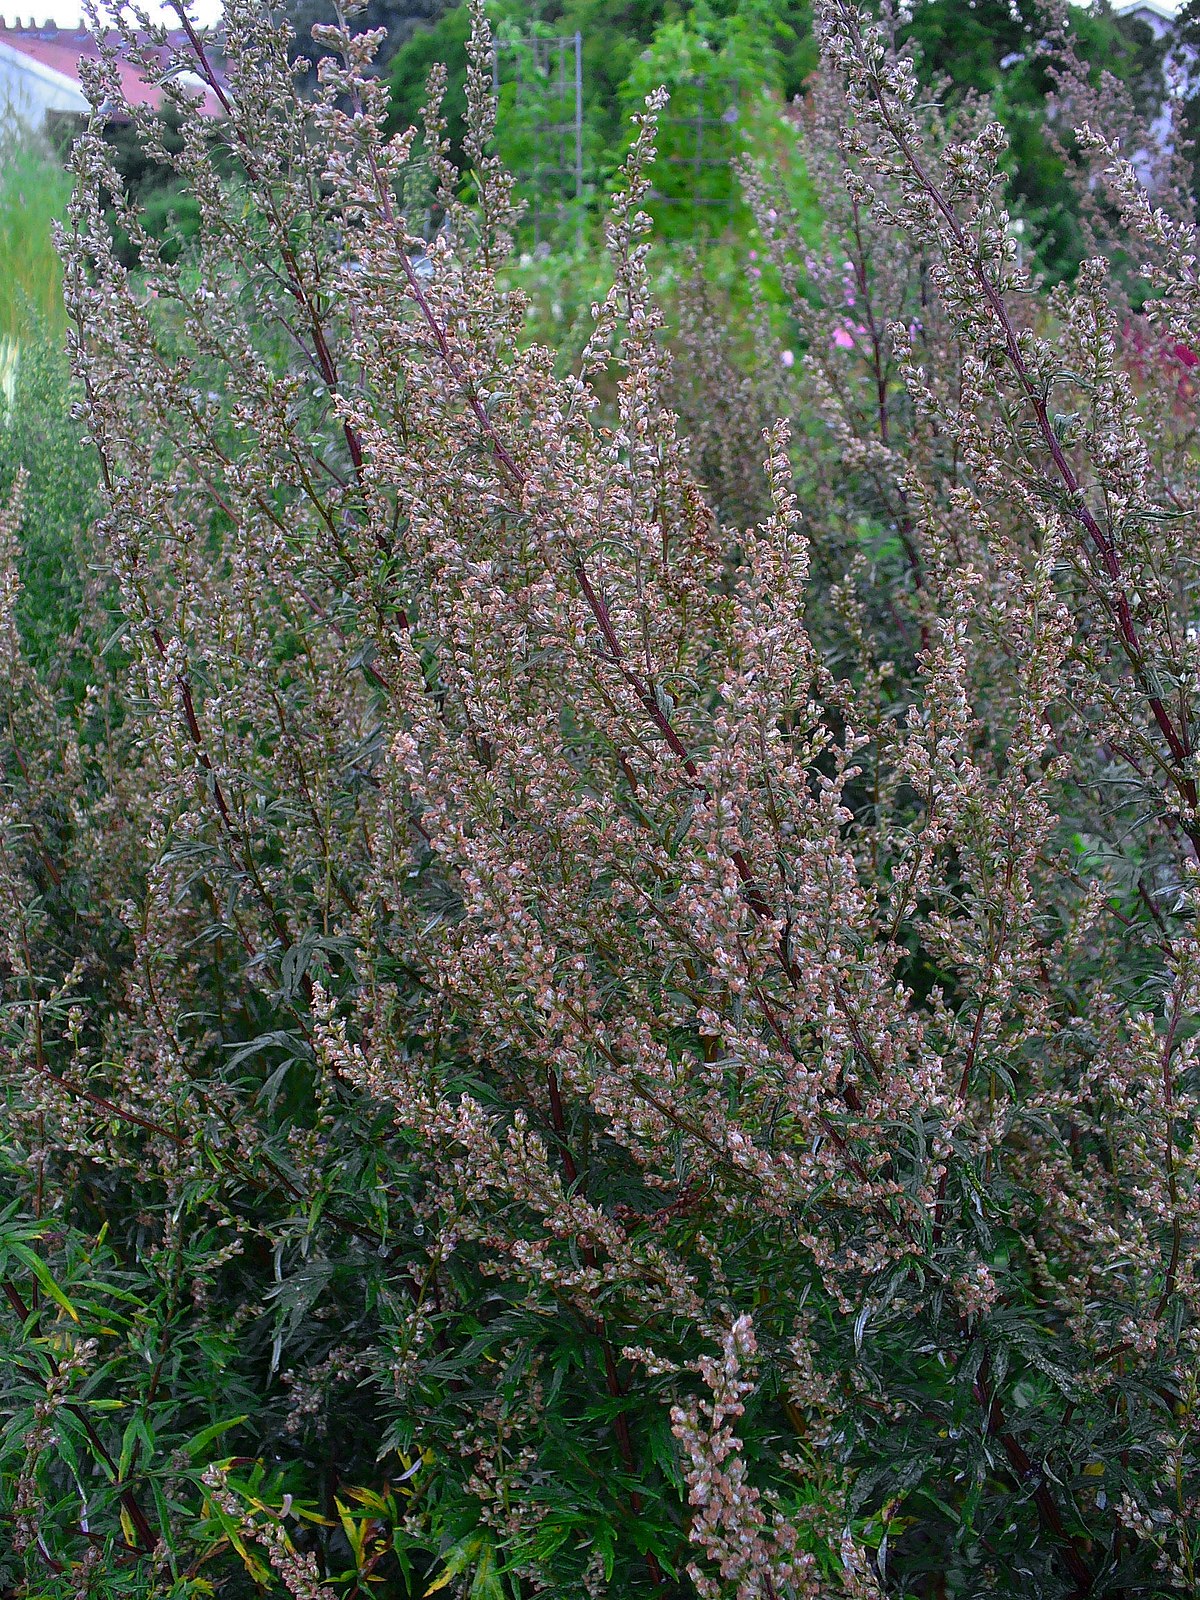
[1,1,1199,1595]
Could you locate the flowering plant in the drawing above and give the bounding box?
[2,2,1200,1595]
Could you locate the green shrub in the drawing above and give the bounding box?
[4,2,1200,1596]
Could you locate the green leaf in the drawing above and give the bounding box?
[8,1240,79,1322]
[184,1415,250,1460]
[425,1534,505,1597]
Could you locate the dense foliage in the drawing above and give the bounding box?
[385,0,819,195]
[901,0,1167,281]
[383,0,1166,268]
[4,1,1200,1596]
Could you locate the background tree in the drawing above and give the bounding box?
[383,0,1165,275]
[384,0,817,190]
[1171,0,1200,201]
[899,0,1168,279]
[284,0,448,87]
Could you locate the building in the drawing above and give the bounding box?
[0,18,224,132]
[1109,0,1194,188]
[1114,0,1180,41]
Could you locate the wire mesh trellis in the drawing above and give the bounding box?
[651,74,741,217]
[492,30,584,250]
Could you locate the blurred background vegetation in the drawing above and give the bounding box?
[0,0,1177,352]
[374,0,1169,273]
[0,0,1179,697]
[0,139,70,343]
[0,0,1178,715]
[0,0,1179,522]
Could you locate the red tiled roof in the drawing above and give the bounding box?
[0,21,226,116]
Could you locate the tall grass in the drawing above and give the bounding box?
[0,139,71,343]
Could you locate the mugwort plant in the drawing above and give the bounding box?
[2,0,1200,1593]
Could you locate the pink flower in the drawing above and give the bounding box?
[781,349,795,368]
[831,326,855,349]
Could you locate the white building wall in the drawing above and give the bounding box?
[1115,3,1177,42]
[0,38,87,130]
